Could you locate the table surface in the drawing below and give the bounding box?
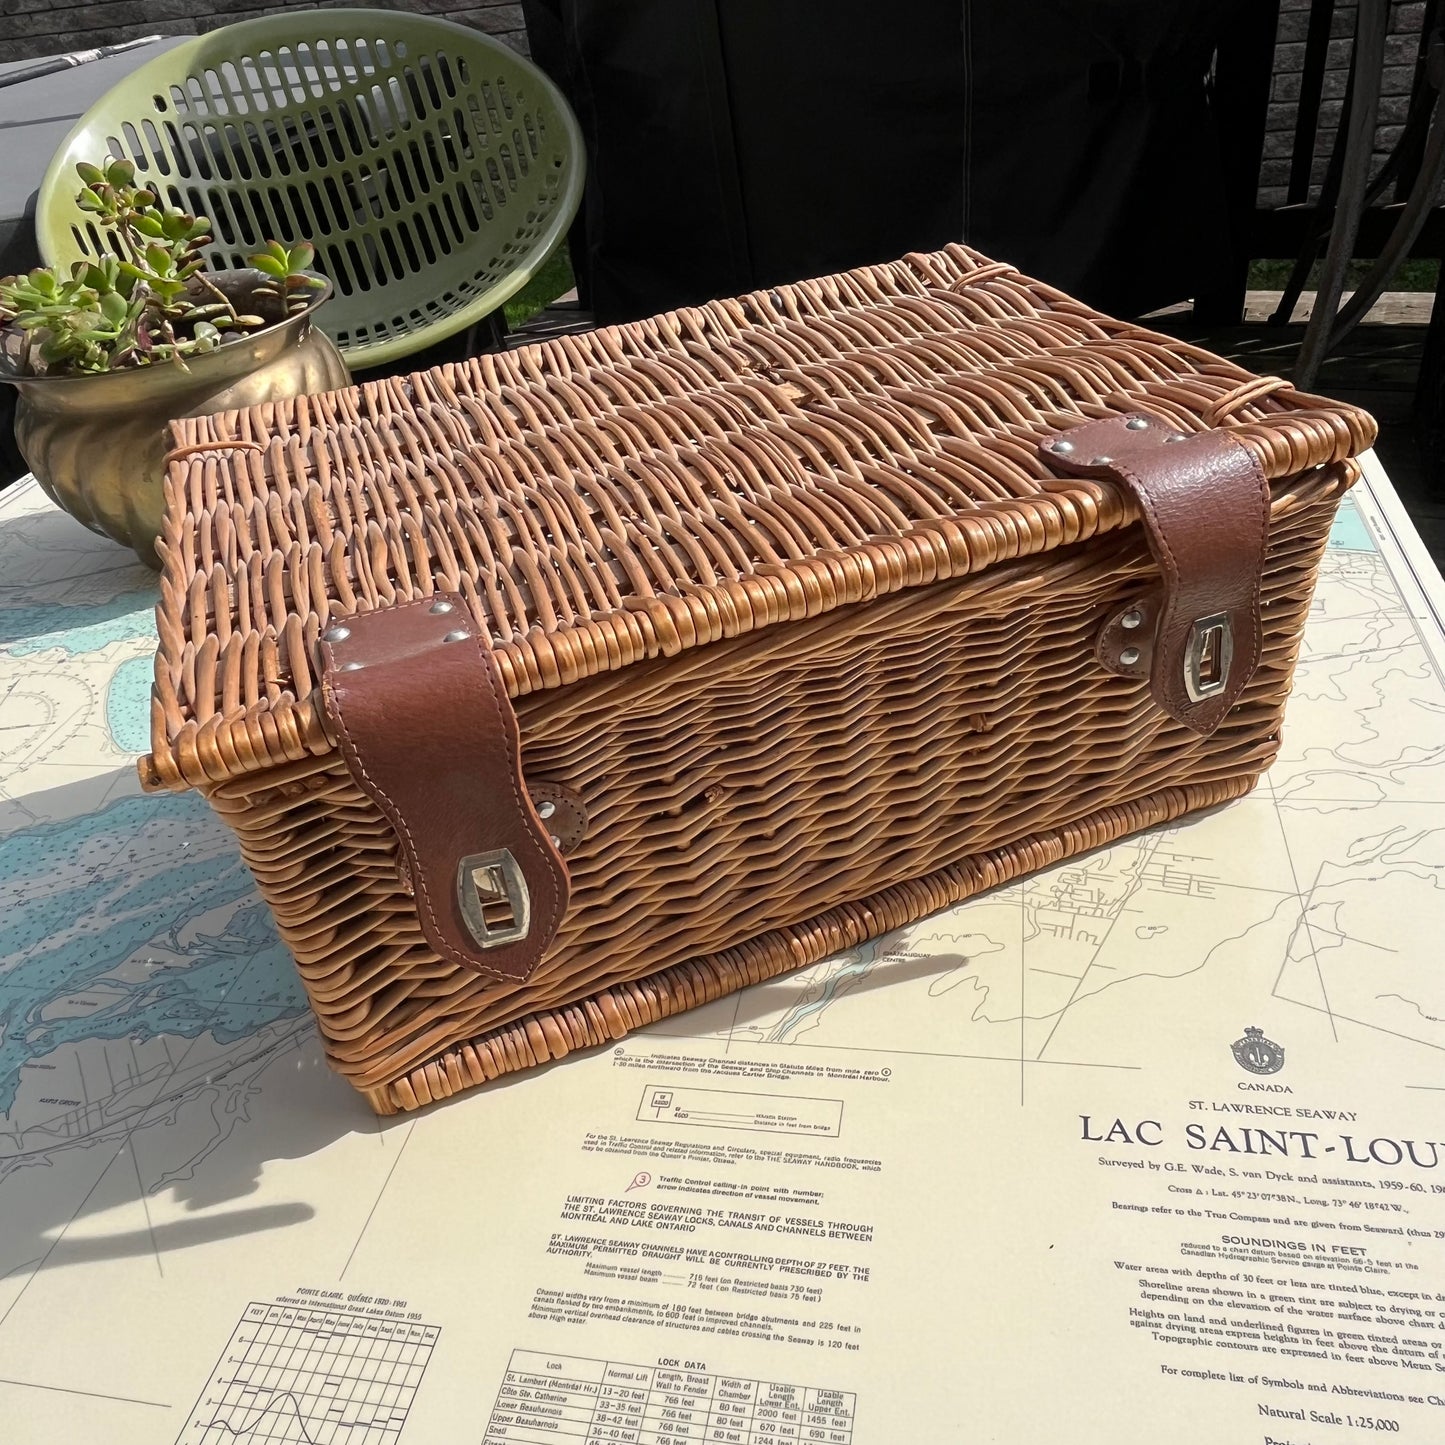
[0,39,191,272]
[1,455,1443,1443]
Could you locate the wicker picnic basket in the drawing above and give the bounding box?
[142,244,1375,1114]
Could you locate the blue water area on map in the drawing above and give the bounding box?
[106,654,156,753]
[0,586,157,657]
[0,793,307,1117]
[767,939,883,1043]
[1329,499,1376,553]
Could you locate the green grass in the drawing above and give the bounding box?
[1247,257,1440,292]
[505,244,577,327]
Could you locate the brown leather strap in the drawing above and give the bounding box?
[1039,412,1271,735]
[318,594,568,982]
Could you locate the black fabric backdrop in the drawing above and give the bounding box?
[523,0,1247,324]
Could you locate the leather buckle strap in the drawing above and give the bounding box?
[1039,412,1271,736]
[318,594,569,982]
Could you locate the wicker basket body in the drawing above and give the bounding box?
[145,245,1374,1113]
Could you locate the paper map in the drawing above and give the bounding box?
[1,455,1443,1443]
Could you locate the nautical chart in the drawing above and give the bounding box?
[1,456,1444,1442]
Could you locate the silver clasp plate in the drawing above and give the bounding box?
[1184,612,1234,703]
[457,849,532,949]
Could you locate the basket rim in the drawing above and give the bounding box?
[140,247,1377,794]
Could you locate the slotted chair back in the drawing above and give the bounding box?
[36,9,583,369]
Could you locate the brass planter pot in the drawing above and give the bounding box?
[1,271,349,568]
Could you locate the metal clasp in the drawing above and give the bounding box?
[1184,612,1234,703]
[457,849,532,949]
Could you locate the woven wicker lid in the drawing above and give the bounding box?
[143,244,1375,792]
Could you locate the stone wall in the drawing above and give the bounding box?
[0,0,528,65]
[1262,0,1428,207]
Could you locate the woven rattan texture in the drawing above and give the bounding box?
[147,244,1374,1111]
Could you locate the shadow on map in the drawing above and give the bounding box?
[2,768,386,1269]
[48,1205,320,1265]
[716,947,979,1039]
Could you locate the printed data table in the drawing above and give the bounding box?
[485,1350,856,1444]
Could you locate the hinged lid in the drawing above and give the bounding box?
[142,244,1375,793]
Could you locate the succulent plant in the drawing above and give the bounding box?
[0,158,324,376]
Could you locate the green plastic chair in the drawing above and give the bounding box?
[36,10,584,371]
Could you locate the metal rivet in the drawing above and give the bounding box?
[1125,417,1149,430]
[1050,439,1075,454]
[1165,433,1187,444]
[340,660,364,671]
[1090,455,1113,466]
[1121,609,1143,630]
[323,625,350,643]
[1120,646,1141,666]
[443,629,469,643]
[550,835,562,848]
[537,800,557,820]
[429,600,455,615]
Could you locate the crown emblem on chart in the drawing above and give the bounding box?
[1231,1026,1285,1076]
